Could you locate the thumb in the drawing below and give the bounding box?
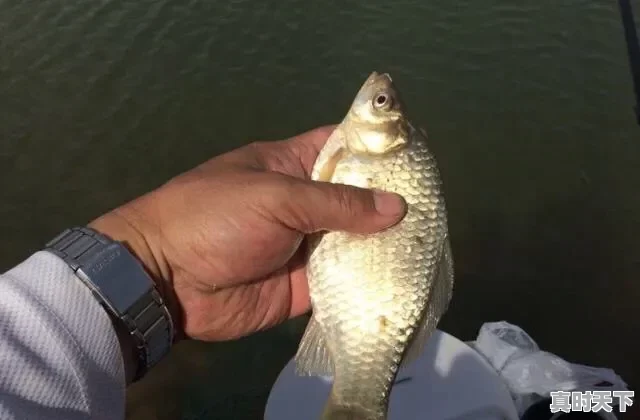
[281,179,407,234]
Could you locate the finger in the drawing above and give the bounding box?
[287,245,311,318]
[288,265,311,318]
[275,125,338,175]
[279,179,407,234]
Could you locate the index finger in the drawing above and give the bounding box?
[277,124,338,175]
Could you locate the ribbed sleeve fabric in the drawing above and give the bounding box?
[0,251,125,420]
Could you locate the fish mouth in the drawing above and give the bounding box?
[367,71,393,84]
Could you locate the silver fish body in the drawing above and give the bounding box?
[294,72,455,420]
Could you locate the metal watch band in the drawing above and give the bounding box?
[45,226,174,380]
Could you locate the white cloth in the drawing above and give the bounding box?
[0,251,125,420]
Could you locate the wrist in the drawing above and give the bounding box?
[44,224,177,385]
[88,204,183,340]
[89,206,167,293]
[87,203,185,383]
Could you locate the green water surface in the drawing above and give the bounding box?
[1,0,639,418]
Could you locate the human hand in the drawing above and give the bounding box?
[89,126,406,343]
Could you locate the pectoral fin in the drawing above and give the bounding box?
[400,236,455,367]
[294,315,334,377]
[311,128,346,182]
[408,121,428,140]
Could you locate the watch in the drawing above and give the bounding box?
[44,226,175,381]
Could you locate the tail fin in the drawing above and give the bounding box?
[321,395,383,420]
[321,406,371,420]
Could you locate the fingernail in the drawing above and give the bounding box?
[373,190,406,216]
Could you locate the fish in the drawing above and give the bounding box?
[293,71,455,420]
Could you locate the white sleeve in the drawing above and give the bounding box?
[0,251,125,420]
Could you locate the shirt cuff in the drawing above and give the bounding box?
[0,251,125,420]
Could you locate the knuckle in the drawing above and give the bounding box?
[258,175,291,205]
[275,176,300,200]
[269,178,316,232]
[333,184,365,219]
[247,140,268,151]
[245,141,297,175]
[247,140,268,156]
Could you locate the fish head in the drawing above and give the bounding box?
[343,71,411,156]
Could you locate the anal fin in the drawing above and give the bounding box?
[400,236,455,368]
[294,315,334,377]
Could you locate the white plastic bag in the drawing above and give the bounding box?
[466,321,630,416]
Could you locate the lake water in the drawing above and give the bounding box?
[1,0,639,418]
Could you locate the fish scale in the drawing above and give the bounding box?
[294,71,454,420]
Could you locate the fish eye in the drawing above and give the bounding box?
[373,93,392,109]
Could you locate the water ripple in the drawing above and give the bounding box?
[1,1,639,408]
